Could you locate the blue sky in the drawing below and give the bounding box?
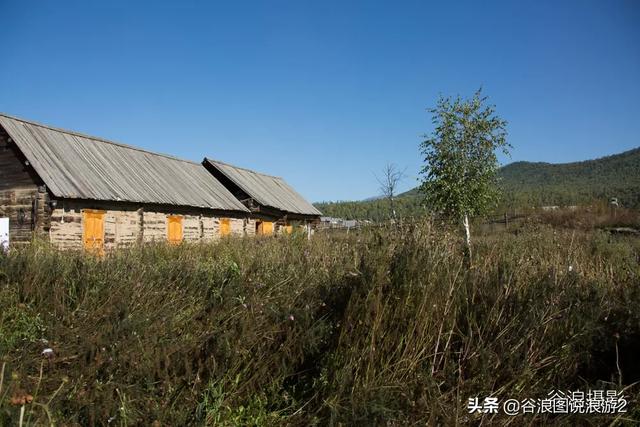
[1,1,638,202]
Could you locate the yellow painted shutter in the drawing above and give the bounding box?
[262,221,273,235]
[284,225,293,234]
[220,218,231,236]
[83,210,105,254]
[167,216,183,244]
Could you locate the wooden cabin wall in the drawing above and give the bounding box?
[48,207,83,251]
[112,210,144,247]
[183,215,202,241]
[201,216,218,241]
[141,211,169,243]
[243,218,256,236]
[0,129,50,245]
[48,200,251,250]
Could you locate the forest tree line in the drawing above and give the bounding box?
[315,147,640,221]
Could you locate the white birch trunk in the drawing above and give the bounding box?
[463,214,471,256]
[391,196,396,221]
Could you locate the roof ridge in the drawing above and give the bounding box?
[205,157,283,179]
[0,112,200,166]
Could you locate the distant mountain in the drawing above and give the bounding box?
[314,147,640,220]
[499,147,640,208]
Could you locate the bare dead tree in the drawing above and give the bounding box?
[375,163,406,220]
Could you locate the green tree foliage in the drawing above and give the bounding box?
[497,147,640,211]
[314,196,426,222]
[419,89,509,250]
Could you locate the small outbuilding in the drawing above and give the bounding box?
[202,158,322,235]
[0,114,252,251]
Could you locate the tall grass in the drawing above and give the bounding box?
[0,221,639,425]
[533,205,640,230]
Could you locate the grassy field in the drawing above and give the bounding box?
[1,212,639,425]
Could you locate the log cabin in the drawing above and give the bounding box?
[0,114,252,251]
[202,158,322,235]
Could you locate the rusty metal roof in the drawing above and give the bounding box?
[0,114,249,212]
[203,158,322,216]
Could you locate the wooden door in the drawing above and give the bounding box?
[167,215,183,244]
[256,221,274,235]
[261,221,273,235]
[220,218,231,236]
[83,210,105,253]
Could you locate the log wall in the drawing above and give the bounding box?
[0,129,50,245]
[244,218,256,237]
[48,200,252,250]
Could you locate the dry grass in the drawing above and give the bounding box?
[534,205,639,230]
[0,221,639,425]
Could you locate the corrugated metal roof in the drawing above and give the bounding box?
[203,158,322,216]
[0,114,249,212]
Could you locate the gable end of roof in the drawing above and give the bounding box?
[203,157,322,216]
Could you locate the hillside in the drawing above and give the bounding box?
[499,147,640,208]
[315,147,640,220]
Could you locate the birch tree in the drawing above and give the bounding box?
[375,163,406,220]
[419,89,509,257]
